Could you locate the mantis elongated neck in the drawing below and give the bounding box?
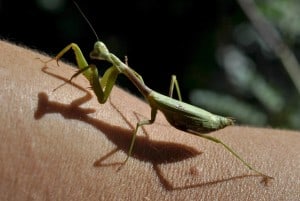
[121,63,152,98]
[108,53,152,98]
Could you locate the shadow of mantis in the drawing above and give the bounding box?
[34,66,263,190]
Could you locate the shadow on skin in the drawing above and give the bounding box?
[106,96,264,190]
[35,66,262,190]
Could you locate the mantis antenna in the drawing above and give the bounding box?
[72,1,100,41]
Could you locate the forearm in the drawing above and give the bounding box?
[0,40,299,200]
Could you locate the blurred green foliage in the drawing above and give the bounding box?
[1,0,300,131]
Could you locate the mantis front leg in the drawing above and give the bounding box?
[46,43,121,104]
[53,43,91,77]
[56,43,149,104]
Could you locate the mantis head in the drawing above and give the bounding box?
[90,41,110,61]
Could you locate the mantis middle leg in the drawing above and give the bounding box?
[169,75,182,101]
[124,108,158,163]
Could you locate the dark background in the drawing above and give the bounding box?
[1,0,300,131]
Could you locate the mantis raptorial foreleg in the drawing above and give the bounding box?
[43,43,121,104]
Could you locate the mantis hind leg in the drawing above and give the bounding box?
[169,75,182,101]
[196,133,274,183]
[123,108,158,164]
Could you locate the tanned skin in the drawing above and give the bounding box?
[0,40,299,200]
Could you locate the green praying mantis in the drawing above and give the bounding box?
[42,1,273,182]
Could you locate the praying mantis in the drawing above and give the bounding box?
[42,1,273,182]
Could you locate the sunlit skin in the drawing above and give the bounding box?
[4,40,300,199]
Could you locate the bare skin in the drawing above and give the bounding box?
[0,40,299,200]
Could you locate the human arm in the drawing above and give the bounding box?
[0,40,299,200]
